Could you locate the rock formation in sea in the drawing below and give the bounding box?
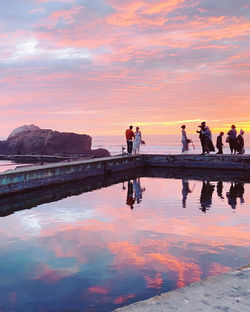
[0,125,110,157]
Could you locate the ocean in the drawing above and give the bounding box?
[92,133,250,156]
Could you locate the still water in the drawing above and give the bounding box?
[0,170,249,311]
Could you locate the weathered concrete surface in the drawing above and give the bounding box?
[144,154,250,170]
[0,154,250,196]
[113,265,250,312]
[0,155,143,195]
[0,154,73,163]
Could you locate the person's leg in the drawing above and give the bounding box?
[127,140,130,154]
[229,141,233,154]
[128,141,133,154]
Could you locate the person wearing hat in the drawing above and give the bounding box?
[203,122,215,154]
[197,121,214,154]
[227,125,237,154]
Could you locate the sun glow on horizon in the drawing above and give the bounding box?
[0,0,249,137]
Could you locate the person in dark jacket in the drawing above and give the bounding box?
[197,121,215,154]
[237,129,245,154]
[197,125,206,154]
[216,131,224,154]
[227,125,237,154]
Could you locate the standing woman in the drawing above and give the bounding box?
[227,125,237,154]
[181,125,189,153]
[132,127,143,154]
[237,129,245,154]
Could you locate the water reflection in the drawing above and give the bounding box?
[181,179,194,208]
[226,182,245,209]
[217,180,224,199]
[200,181,215,213]
[0,169,249,312]
[125,178,145,209]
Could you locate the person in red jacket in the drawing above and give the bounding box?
[125,125,135,155]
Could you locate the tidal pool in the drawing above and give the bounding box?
[0,169,249,312]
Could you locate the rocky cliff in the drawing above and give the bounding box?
[0,126,110,157]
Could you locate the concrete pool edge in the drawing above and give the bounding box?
[112,264,250,312]
[0,154,250,195]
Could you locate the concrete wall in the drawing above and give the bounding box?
[0,155,143,195]
[144,154,250,170]
[0,154,250,196]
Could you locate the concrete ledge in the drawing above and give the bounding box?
[144,154,250,170]
[0,155,143,195]
[0,154,250,196]
[112,265,250,312]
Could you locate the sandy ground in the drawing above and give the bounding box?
[113,265,250,312]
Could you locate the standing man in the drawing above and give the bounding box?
[125,125,134,155]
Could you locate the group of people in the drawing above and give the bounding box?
[182,121,245,155]
[125,125,145,155]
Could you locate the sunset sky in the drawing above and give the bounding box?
[1,0,250,137]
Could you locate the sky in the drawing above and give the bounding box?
[0,0,250,137]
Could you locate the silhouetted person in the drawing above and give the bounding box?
[200,181,215,212]
[182,179,192,208]
[216,180,224,199]
[216,132,224,154]
[197,125,206,154]
[237,129,245,154]
[126,180,135,209]
[125,125,135,155]
[197,121,214,154]
[227,125,237,154]
[181,125,189,153]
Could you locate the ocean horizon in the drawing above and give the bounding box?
[92,133,250,156]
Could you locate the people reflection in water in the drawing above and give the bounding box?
[125,178,145,209]
[217,180,224,199]
[126,180,135,209]
[182,179,193,208]
[200,181,215,212]
[133,178,145,204]
[226,182,245,209]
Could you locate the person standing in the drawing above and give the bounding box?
[125,125,134,155]
[181,125,189,153]
[199,121,215,154]
[227,125,237,154]
[132,127,145,154]
[237,129,245,154]
[197,125,206,154]
[216,132,224,154]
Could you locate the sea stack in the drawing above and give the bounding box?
[0,125,110,157]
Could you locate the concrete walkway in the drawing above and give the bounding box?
[113,265,250,312]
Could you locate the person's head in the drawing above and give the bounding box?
[181,125,186,129]
[240,129,244,135]
[231,124,236,129]
[129,125,133,130]
[200,121,206,128]
[136,126,139,131]
[220,131,224,136]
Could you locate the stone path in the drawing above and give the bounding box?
[113,265,250,312]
